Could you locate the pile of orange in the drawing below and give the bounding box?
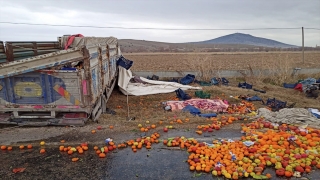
[164,119,320,179]
[127,132,160,152]
[227,101,255,114]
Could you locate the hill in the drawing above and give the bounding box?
[193,33,297,48]
[119,39,261,53]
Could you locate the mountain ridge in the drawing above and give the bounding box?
[191,33,297,48]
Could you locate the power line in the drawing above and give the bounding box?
[0,21,315,31]
[305,28,320,30]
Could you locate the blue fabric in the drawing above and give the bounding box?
[283,83,298,89]
[266,98,287,110]
[175,88,191,101]
[182,105,217,117]
[238,82,253,89]
[117,56,133,70]
[246,95,262,101]
[211,77,219,85]
[198,113,217,118]
[221,77,229,85]
[312,113,320,119]
[316,78,320,83]
[180,74,195,85]
[182,105,201,115]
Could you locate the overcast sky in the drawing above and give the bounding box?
[0,0,319,46]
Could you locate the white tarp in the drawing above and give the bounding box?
[61,36,118,48]
[118,67,201,96]
[257,108,320,128]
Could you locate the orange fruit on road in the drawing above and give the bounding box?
[78,148,84,154]
[1,145,6,150]
[93,146,99,150]
[196,166,201,171]
[59,146,64,151]
[266,173,272,178]
[19,145,25,149]
[60,140,65,143]
[99,153,106,158]
[67,150,73,155]
[91,130,96,134]
[109,125,114,129]
[72,157,79,162]
[190,166,195,171]
[40,149,46,154]
[27,144,33,149]
[7,146,12,151]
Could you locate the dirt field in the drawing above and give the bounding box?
[124,51,320,71]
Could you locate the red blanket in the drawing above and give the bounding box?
[166,99,229,112]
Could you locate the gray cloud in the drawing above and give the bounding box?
[0,0,319,46]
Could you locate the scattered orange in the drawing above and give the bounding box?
[72,157,79,162]
[67,150,73,155]
[99,153,106,158]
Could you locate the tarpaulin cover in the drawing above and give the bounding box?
[257,108,320,128]
[61,36,118,48]
[118,67,201,96]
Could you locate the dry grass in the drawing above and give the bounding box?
[125,51,320,71]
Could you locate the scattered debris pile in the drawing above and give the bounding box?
[257,108,320,128]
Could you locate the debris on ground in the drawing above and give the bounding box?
[12,168,26,173]
[257,108,320,128]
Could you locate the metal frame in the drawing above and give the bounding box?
[0,39,121,126]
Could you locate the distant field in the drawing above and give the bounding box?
[124,51,320,71]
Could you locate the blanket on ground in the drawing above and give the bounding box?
[166,99,229,112]
[256,108,320,128]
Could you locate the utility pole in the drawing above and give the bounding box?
[302,27,304,64]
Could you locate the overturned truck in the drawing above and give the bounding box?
[0,35,121,126]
